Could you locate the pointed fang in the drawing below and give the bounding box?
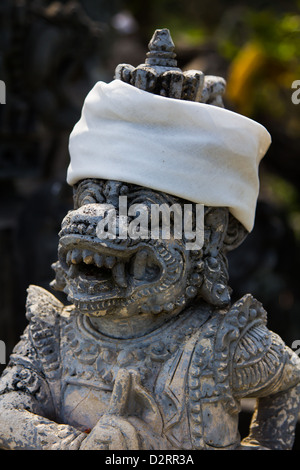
[112,262,127,288]
[133,250,148,280]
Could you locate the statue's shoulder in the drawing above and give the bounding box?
[217,293,287,396]
[188,294,269,380]
[187,295,286,414]
[190,293,268,354]
[185,295,270,449]
[24,285,64,377]
[25,285,64,323]
[216,293,268,342]
[0,286,65,410]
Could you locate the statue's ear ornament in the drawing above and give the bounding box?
[223,213,249,253]
[187,207,236,307]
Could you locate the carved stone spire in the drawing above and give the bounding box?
[114,28,226,106]
[145,28,177,67]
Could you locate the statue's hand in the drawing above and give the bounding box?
[79,414,140,450]
[80,369,139,450]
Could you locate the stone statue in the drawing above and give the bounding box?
[0,29,300,451]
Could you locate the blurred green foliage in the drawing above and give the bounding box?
[125,1,299,124]
[218,9,300,62]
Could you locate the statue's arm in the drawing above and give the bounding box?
[0,285,88,450]
[0,364,87,450]
[233,326,300,450]
[0,391,86,450]
[241,346,300,450]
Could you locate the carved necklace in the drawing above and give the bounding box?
[61,304,211,388]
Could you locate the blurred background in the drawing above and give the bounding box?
[0,0,299,446]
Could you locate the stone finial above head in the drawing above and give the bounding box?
[115,28,226,106]
[145,28,177,67]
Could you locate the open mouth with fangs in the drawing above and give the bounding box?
[58,235,162,313]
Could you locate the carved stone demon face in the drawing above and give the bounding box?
[52,179,247,321]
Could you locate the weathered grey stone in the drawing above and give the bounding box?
[0,28,299,451]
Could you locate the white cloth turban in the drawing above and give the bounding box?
[67,79,271,232]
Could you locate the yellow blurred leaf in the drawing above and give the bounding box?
[226,42,266,114]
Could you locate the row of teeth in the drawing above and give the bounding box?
[66,249,117,269]
[66,249,127,288]
[65,248,151,288]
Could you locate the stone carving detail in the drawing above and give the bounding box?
[115,28,225,105]
[0,29,300,451]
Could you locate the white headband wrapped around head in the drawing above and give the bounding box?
[67,77,271,232]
